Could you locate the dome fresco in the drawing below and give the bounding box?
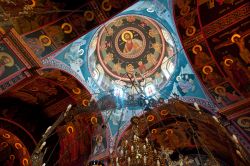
[1,0,249,165]
[55,0,215,137]
[88,14,176,96]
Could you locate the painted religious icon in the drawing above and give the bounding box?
[92,134,106,155]
[190,44,212,68]
[207,19,250,95]
[220,55,250,94]
[210,83,242,108]
[0,43,24,80]
[177,11,199,40]
[175,74,195,96]
[201,65,223,88]
[215,33,250,65]
[174,0,196,18]
[120,30,143,56]
[44,19,77,47]
[23,30,56,58]
[91,116,107,156]
[235,114,250,137]
[0,0,74,34]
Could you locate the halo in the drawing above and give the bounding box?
[101,0,112,11]
[237,117,250,129]
[202,65,213,75]
[91,116,98,125]
[15,143,22,149]
[1,142,8,148]
[180,5,190,16]
[192,45,202,54]
[121,30,133,42]
[224,58,234,67]
[3,133,10,138]
[231,34,241,43]
[9,154,15,160]
[160,109,168,116]
[0,52,14,67]
[214,86,226,95]
[151,129,158,134]
[82,99,89,106]
[72,87,81,94]
[29,0,36,8]
[166,129,173,135]
[66,126,74,134]
[147,115,155,122]
[61,23,72,34]
[186,26,196,37]
[22,158,29,166]
[39,35,51,46]
[84,11,95,21]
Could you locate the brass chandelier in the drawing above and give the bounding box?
[112,116,186,166]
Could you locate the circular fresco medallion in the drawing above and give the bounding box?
[88,14,176,95]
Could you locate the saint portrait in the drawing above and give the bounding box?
[121,30,143,56]
[201,65,223,87]
[192,44,211,68]
[0,44,24,80]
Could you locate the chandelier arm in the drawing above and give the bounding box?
[142,109,154,142]
[45,139,60,164]
[185,112,219,166]
[185,117,204,166]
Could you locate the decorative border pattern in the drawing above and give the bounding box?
[203,3,250,38]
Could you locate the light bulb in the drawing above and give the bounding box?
[232,134,239,144]
[212,116,219,123]
[193,102,200,110]
[145,137,148,144]
[157,160,160,166]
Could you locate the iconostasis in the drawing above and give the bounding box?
[54,0,216,159]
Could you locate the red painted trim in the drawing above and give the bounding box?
[0,117,37,145]
[202,2,250,38]
[2,36,31,69]
[0,69,26,84]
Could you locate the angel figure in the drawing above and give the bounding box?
[147,53,157,65]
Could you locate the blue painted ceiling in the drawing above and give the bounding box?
[55,0,215,137]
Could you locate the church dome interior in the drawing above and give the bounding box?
[0,0,249,165]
